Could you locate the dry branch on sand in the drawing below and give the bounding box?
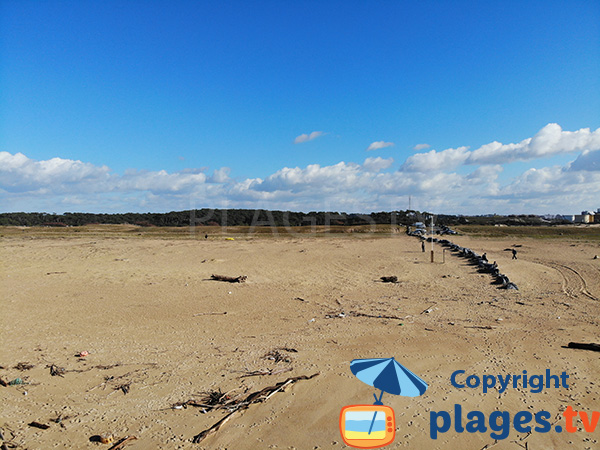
[49,364,66,377]
[239,367,293,378]
[380,276,398,283]
[108,436,137,450]
[263,349,294,363]
[191,373,319,444]
[14,362,35,371]
[173,388,243,411]
[325,311,403,320]
[567,342,600,352]
[210,274,247,283]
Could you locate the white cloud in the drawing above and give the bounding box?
[2,123,600,215]
[367,141,395,151]
[467,123,600,165]
[294,131,324,144]
[400,124,600,172]
[209,167,231,183]
[0,151,111,193]
[413,143,431,151]
[568,149,600,171]
[362,157,394,172]
[401,147,470,172]
[255,162,366,193]
[116,169,207,193]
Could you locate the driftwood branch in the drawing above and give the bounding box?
[49,364,65,377]
[193,311,228,317]
[108,436,137,450]
[210,274,247,283]
[349,311,403,320]
[191,373,319,444]
[380,276,398,283]
[239,367,293,378]
[567,342,600,352]
[420,304,437,314]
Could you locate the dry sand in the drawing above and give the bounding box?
[1,227,599,449]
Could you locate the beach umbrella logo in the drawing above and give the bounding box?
[339,357,428,449]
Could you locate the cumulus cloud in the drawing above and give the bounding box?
[0,152,224,198]
[413,143,431,151]
[0,151,111,193]
[294,131,324,144]
[255,162,366,193]
[468,123,600,164]
[568,149,600,171]
[367,141,395,151]
[362,157,394,172]
[401,124,600,172]
[401,147,470,172]
[209,167,231,183]
[2,123,600,215]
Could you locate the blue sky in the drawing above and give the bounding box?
[1,1,599,214]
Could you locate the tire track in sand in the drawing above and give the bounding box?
[532,259,598,301]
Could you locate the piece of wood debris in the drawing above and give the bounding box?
[277,347,298,353]
[239,367,293,378]
[49,365,65,377]
[263,349,293,363]
[380,276,398,283]
[567,342,600,352]
[420,304,437,314]
[210,274,247,283]
[108,435,137,450]
[191,373,319,444]
[116,383,131,395]
[14,362,35,371]
[28,421,50,430]
[193,311,228,316]
[350,311,403,320]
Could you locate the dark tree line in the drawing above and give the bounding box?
[0,210,570,227]
[0,209,425,227]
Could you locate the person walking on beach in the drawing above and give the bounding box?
[512,249,517,260]
[421,241,425,252]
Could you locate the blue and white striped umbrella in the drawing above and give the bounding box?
[350,357,428,398]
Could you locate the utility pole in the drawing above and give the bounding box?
[430,214,434,263]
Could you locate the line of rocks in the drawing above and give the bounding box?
[409,231,518,290]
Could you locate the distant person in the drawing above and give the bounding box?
[205,233,208,239]
[482,253,488,262]
[421,241,425,252]
[512,249,517,260]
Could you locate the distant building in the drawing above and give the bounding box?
[560,215,575,222]
[574,212,594,223]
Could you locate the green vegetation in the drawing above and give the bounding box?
[456,225,600,241]
[0,209,422,228]
[0,209,574,229]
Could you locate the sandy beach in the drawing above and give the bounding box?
[1,226,599,449]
